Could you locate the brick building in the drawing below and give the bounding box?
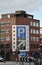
[0,10,40,61]
[40,27,42,53]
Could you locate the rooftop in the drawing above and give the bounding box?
[1,10,33,19]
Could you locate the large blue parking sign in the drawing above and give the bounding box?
[16,25,26,50]
[20,51,26,57]
[17,26,26,39]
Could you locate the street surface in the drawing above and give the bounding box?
[0,62,34,65]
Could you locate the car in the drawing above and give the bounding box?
[28,56,37,62]
[0,56,5,62]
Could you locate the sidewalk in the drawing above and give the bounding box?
[5,61,34,65]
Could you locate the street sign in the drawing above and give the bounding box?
[20,51,26,57]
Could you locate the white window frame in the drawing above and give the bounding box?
[36,22,39,27]
[30,22,32,26]
[33,22,36,26]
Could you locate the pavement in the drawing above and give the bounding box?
[0,61,34,65]
[0,61,42,65]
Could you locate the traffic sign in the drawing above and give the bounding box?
[20,51,26,57]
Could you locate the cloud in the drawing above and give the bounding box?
[0,0,42,13]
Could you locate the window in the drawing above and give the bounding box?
[34,45,36,48]
[36,37,39,41]
[40,31,42,34]
[30,44,33,48]
[0,29,10,34]
[0,21,10,26]
[40,45,42,49]
[0,44,4,48]
[31,37,39,41]
[40,38,42,42]
[30,29,39,34]
[30,29,32,33]
[36,22,39,27]
[0,37,4,41]
[0,44,10,48]
[5,21,10,25]
[33,22,35,26]
[31,37,33,41]
[30,22,32,26]
[6,29,10,33]
[33,37,36,41]
[34,45,39,48]
[0,36,10,41]
[33,29,35,34]
[30,22,39,27]
[31,44,39,49]
[5,44,10,48]
[40,29,42,34]
[36,45,38,48]
[6,37,10,41]
[36,30,39,34]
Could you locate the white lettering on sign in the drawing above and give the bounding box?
[18,28,25,37]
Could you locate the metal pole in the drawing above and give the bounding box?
[40,55,41,65]
[19,57,21,65]
[22,62,24,65]
[19,60,21,65]
[29,62,31,65]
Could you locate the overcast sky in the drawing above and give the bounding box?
[0,0,42,26]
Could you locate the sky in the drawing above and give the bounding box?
[0,0,42,26]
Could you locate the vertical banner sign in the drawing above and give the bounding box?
[12,25,29,52]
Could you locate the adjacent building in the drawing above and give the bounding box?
[40,27,42,53]
[0,10,40,61]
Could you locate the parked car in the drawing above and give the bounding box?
[0,56,5,62]
[28,56,37,62]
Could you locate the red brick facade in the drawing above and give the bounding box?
[0,10,40,61]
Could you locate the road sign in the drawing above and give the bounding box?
[20,51,26,57]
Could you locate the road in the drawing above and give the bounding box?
[0,62,34,65]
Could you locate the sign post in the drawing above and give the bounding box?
[20,51,26,57]
[19,51,26,65]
